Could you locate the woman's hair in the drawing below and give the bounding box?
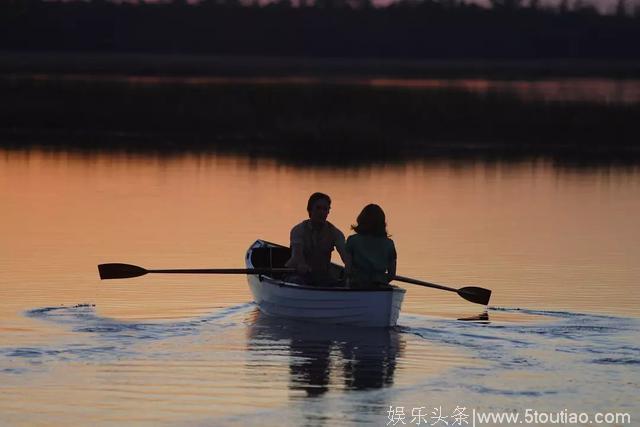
[352,204,389,237]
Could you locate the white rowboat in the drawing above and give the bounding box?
[245,239,406,328]
[98,242,488,324]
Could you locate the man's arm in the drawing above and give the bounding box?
[334,229,351,273]
[285,225,309,273]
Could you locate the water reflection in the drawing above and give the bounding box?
[13,74,640,104]
[246,310,404,398]
[5,145,640,173]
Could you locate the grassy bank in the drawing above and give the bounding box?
[1,76,639,161]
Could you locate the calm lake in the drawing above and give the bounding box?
[1,148,639,426]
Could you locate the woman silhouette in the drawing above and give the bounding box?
[346,204,397,289]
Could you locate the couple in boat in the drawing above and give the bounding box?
[285,192,396,289]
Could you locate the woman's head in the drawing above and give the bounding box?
[352,204,389,237]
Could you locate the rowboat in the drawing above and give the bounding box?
[245,239,406,327]
[99,243,489,323]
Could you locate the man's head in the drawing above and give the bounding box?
[307,192,331,224]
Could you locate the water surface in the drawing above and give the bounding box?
[1,149,638,425]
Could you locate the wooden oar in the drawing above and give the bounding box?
[98,264,491,305]
[98,263,294,280]
[392,274,492,306]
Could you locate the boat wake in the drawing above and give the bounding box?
[1,303,254,372]
[26,302,251,338]
[390,307,639,415]
[1,304,637,426]
[402,307,640,369]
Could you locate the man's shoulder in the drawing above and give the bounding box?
[291,220,309,232]
[290,220,310,242]
[326,221,345,239]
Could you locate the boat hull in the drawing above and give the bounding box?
[246,240,405,327]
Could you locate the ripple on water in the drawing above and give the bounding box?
[0,304,638,426]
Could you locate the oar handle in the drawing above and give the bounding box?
[148,268,294,275]
[391,274,458,293]
[98,263,296,280]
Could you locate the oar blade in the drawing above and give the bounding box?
[98,263,148,280]
[457,286,492,306]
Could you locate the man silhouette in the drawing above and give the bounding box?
[285,192,350,285]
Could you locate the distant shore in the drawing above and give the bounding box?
[2,73,639,163]
[2,52,640,79]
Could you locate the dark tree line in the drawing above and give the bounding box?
[3,76,640,158]
[2,0,640,59]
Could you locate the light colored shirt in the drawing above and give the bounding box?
[285,220,346,278]
[345,234,396,285]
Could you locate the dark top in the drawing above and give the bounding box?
[286,219,346,280]
[345,234,396,286]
